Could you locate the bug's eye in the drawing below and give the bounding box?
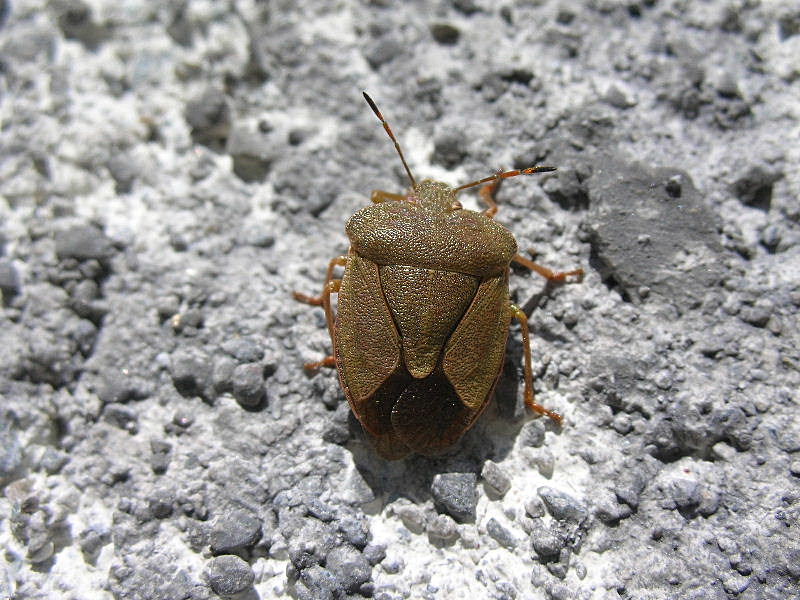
[450,200,462,211]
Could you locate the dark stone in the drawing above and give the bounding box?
[169,349,212,399]
[337,516,369,549]
[731,165,781,211]
[226,125,277,182]
[221,338,264,363]
[232,363,264,408]
[0,259,20,300]
[55,225,114,261]
[149,441,171,475]
[106,155,137,194]
[363,543,386,566]
[298,565,341,600]
[537,486,587,522]
[426,514,458,545]
[430,23,460,45]
[542,166,590,210]
[453,0,479,15]
[431,472,478,523]
[519,420,546,447]
[325,544,372,593]
[79,526,109,564]
[287,519,339,570]
[530,522,565,559]
[148,490,174,519]
[103,404,139,434]
[56,0,111,50]
[778,12,800,40]
[487,518,517,549]
[209,510,262,555]
[212,356,236,394]
[203,555,254,596]
[364,37,403,70]
[322,403,350,445]
[431,130,467,169]
[306,499,335,522]
[481,460,511,497]
[185,88,231,149]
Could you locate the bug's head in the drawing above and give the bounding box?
[408,179,463,213]
[363,91,556,211]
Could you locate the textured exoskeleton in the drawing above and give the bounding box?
[294,93,582,459]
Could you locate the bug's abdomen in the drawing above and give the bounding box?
[380,265,479,379]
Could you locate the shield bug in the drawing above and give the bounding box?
[294,92,583,459]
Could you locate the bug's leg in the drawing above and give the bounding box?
[511,303,563,426]
[293,255,348,305]
[370,190,406,204]
[479,178,502,218]
[293,256,347,369]
[304,355,337,370]
[297,278,342,370]
[512,254,584,283]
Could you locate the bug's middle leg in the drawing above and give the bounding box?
[510,303,563,426]
[293,255,347,368]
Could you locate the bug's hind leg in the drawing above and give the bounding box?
[512,254,584,283]
[510,304,563,426]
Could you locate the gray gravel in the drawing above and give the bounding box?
[1,1,799,599]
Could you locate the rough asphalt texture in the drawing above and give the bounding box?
[1,1,799,599]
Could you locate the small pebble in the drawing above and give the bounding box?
[431,473,478,523]
[537,486,587,522]
[427,514,459,545]
[393,503,426,534]
[203,555,254,596]
[55,225,114,261]
[209,510,262,555]
[149,440,171,475]
[530,522,564,559]
[363,543,386,566]
[232,363,264,408]
[325,544,372,593]
[486,518,517,549]
[481,460,511,497]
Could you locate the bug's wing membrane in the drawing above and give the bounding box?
[442,275,512,418]
[390,368,473,453]
[335,255,402,435]
[381,266,478,379]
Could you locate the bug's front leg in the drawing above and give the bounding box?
[370,190,407,204]
[479,178,502,218]
[293,255,347,369]
[510,304,563,426]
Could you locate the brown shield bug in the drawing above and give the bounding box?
[294,92,583,459]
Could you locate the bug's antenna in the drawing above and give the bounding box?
[363,92,417,189]
[454,165,557,194]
